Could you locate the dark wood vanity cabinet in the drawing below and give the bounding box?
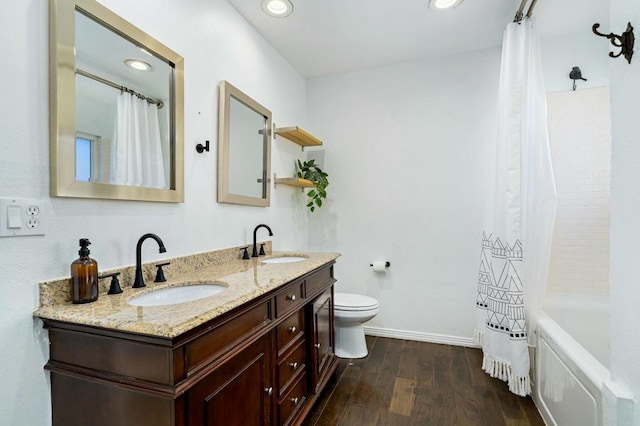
[187,333,272,426]
[43,262,337,426]
[310,288,334,394]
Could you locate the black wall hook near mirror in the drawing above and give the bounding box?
[592,22,635,64]
[196,140,210,153]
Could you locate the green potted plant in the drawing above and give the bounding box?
[296,159,329,212]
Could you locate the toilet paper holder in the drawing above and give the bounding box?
[369,261,391,268]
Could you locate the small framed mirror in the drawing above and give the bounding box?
[217,81,272,207]
[49,0,184,202]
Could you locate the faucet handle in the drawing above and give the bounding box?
[154,262,170,283]
[239,247,250,260]
[99,272,123,295]
[259,243,266,256]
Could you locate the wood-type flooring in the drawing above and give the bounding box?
[304,336,545,426]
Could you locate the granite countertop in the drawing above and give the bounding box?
[34,250,340,339]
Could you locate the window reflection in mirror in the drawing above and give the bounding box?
[74,132,100,182]
[218,81,272,207]
[49,0,184,202]
[75,135,93,182]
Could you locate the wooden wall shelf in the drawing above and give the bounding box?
[274,126,323,148]
[274,176,316,188]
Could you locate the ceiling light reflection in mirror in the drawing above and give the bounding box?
[124,59,152,71]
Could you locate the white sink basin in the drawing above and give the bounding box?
[128,284,227,307]
[260,256,307,264]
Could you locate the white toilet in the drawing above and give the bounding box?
[334,292,379,358]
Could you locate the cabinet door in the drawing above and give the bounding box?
[187,334,272,426]
[310,288,334,393]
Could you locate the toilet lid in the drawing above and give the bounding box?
[334,292,379,311]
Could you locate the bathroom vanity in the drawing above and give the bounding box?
[35,249,339,426]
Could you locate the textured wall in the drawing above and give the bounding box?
[0,1,309,424]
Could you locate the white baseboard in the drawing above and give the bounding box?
[363,326,480,348]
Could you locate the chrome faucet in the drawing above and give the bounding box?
[252,224,273,257]
[133,233,167,288]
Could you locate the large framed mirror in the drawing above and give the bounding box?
[49,0,184,202]
[217,81,272,207]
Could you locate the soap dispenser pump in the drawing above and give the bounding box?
[70,238,99,304]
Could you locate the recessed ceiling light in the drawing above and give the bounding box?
[429,0,464,10]
[124,59,152,71]
[261,0,293,18]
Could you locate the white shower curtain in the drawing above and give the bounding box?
[474,18,557,396]
[110,93,167,188]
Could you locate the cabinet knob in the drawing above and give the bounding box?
[289,362,298,370]
[315,343,321,349]
[290,397,300,405]
[286,294,296,301]
[264,387,273,396]
[288,326,297,334]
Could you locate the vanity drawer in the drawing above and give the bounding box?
[276,310,304,355]
[304,265,334,298]
[278,372,307,426]
[275,280,304,318]
[277,340,306,396]
[185,300,271,374]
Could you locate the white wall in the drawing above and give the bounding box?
[0,0,309,424]
[307,49,501,341]
[541,32,611,93]
[306,33,610,343]
[608,0,640,422]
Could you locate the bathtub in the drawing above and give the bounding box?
[533,295,610,426]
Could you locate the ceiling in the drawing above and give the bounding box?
[227,0,608,78]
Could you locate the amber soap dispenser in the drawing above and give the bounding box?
[71,238,99,304]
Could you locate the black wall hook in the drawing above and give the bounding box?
[592,22,635,64]
[196,140,210,153]
[569,66,587,91]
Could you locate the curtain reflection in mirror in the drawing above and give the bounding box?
[109,92,168,188]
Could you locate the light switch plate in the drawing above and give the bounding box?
[0,198,46,237]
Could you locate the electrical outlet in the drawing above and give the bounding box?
[0,198,46,237]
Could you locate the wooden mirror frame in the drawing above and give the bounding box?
[49,0,184,202]
[217,81,272,207]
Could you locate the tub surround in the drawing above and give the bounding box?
[34,243,340,338]
[535,314,610,425]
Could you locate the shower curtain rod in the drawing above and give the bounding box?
[75,68,164,109]
[513,0,539,23]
